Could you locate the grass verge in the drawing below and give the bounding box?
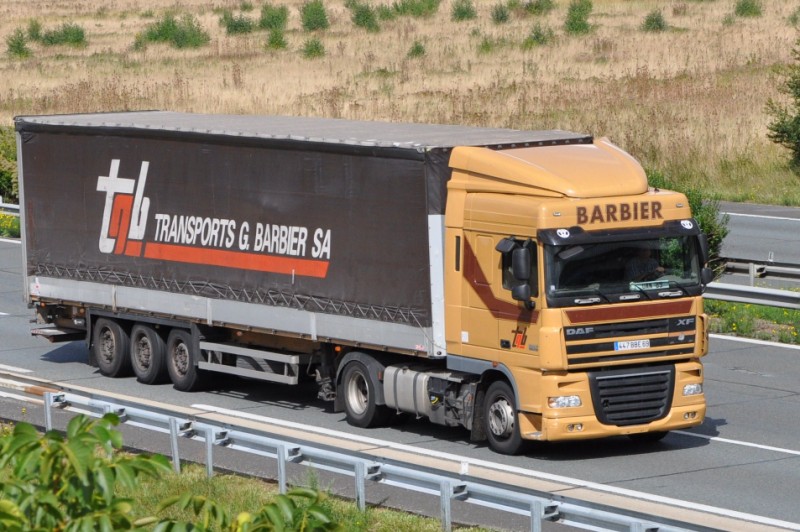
[706,298,800,344]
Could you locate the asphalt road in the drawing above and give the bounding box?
[2,237,800,529]
[719,201,800,264]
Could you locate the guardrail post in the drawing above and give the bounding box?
[277,444,288,494]
[531,500,543,532]
[43,391,54,431]
[169,418,181,473]
[749,262,756,286]
[205,427,214,478]
[354,461,366,511]
[440,480,454,532]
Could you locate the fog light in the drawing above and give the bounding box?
[548,395,582,408]
[567,423,584,432]
[684,411,697,420]
[683,384,702,396]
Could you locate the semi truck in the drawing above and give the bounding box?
[15,111,712,454]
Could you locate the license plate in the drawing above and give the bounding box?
[614,339,650,351]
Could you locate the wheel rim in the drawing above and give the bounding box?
[99,328,115,364]
[345,369,369,416]
[488,395,515,439]
[134,335,152,370]
[172,342,189,377]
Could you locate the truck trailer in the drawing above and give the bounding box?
[15,111,712,454]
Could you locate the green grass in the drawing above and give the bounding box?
[564,0,593,35]
[220,11,256,35]
[5,28,30,58]
[135,13,210,49]
[641,10,667,32]
[392,0,441,18]
[301,0,330,31]
[522,23,555,48]
[451,0,477,22]
[40,23,86,47]
[734,0,762,18]
[0,214,19,237]
[302,37,325,58]
[260,4,289,31]
[706,299,800,344]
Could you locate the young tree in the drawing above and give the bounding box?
[767,38,800,169]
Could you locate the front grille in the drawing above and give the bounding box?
[589,365,674,426]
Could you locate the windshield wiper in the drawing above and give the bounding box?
[658,282,689,298]
[574,287,611,305]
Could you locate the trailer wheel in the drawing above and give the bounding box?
[166,329,206,392]
[92,318,132,378]
[484,380,525,455]
[341,361,392,428]
[130,324,168,384]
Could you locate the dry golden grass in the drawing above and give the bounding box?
[1,0,798,203]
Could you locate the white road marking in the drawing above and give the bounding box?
[722,212,800,222]
[0,238,21,244]
[0,364,31,373]
[0,390,42,404]
[192,402,800,530]
[675,430,800,457]
[711,333,800,351]
[0,312,8,316]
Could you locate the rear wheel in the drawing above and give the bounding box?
[484,380,525,455]
[92,318,132,378]
[341,361,392,428]
[130,324,168,384]
[166,329,206,391]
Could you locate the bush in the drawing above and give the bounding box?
[451,0,477,21]
[641,9,667,32]
[260,4,289,31]
[350,2,380,32]
[790,6,800,27]
[407,40,426,57]
[267,28,288,49]
[302,37,325,57]
[41,23,87,47]
[647,168,729,275]
[522,23,555,48]
[525,0,555,16]
[220,11,256,34]
[0,126,18,203]
[767,39,800,168]
[136,13,210,49]
[0,214,19,238]
[301,0,330,31]
[491,3,510,24]
[564,0,592,35]
[26,19,42,41]
[392,0,441,18]
[734,0,762,18]
[5,28,31,58]
[377,5,397,20]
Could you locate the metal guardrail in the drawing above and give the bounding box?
[35,388,711,532]
[704,282,800,310]
[0,202,19,216]
[724,258,800,285]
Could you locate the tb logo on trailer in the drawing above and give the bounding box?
[96,159,150,256]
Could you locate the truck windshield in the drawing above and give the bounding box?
[544,235,703,307]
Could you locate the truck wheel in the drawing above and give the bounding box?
[341,361,392,428]
[130,324,168,384]
[92,318,132,378]
[166,329,206,392]
[484,380,525,455]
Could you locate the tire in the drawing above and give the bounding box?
[92,318,132,378]
[484,380,526,455]
[166,329,206,392]
[628,431,669,443]
[130,324,168,384]
[341,361,392,428]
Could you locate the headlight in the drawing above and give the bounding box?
[548,395,582,408]
[683,384,703,396]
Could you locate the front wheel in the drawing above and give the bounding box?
[92,318,132,378]
[484,380,526,455]
[341,361,392,428]
[166,329,206,392]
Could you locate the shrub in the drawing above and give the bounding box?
[451,0,477,22]
[136,13,210,49]
[478,36,498,54]
[26,19,42,41]
[302,37,325,57]
[767,38,800,168]
[646,168,729,275]
[407,40,426,57]
[641,9,667,32]
[267,28,288,49]
[41,23,87,47]
[734,0,762,18]
[564,0,592,35]
[522,23,554,48]
[260,4,289,31]
[525,0,555,16]
[240,1,255,11]
[0,126,18,203]
[377,5,397,20]
[221,11,256,34]
[351,2,381,32]
[392,0,441,18]
[491,3,510,24]
[301,0,330,31]
[0,213,19,238]
[5,28,31,58]
[791,6,800,27]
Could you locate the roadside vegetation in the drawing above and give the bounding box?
[0,413,487,531]
[706,300,800,344]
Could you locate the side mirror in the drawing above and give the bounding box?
[512,283,531,302]
[701,267,714,286]
[512,247,531,281]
